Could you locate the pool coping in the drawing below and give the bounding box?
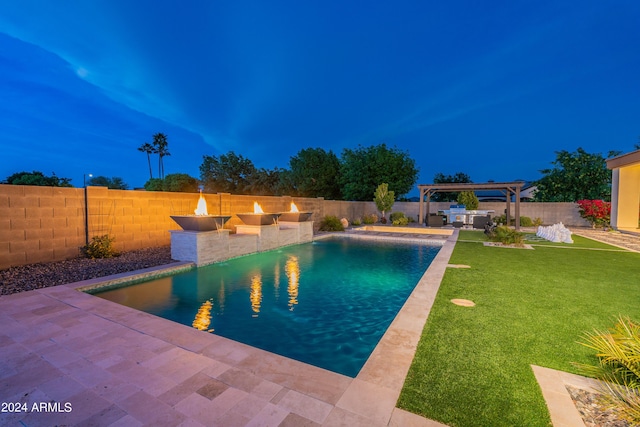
[0,232,457,426]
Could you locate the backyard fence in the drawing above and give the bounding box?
[0,184,589,269]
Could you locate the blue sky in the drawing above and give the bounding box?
[1,1,639,195]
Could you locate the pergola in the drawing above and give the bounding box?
[417,181,526,230]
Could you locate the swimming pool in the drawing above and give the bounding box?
[93,236,440,377]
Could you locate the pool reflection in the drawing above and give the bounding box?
[285,256,300,310]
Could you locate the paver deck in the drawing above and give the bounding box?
[0,232,456,427]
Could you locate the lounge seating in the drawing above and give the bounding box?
[472,215,491,230]
[427,214,445,227]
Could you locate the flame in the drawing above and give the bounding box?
[194,192,208,216]
[253,202,264,214]
[290,202,299,213]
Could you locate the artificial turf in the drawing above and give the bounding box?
[397,230,640,427]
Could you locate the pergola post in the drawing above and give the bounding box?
[515,186,521,230]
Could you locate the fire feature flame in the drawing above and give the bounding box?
[290,202,299,213]
[194,191,208,216]
[253,202,264,214]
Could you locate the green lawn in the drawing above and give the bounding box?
[398,230,640,427]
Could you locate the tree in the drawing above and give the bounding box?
[288,148,342,199]
[4,171,72,187]
[144,178,164,191]
[199,151,257,194]
[340,143,418,201]
[374,183,394,221]
[138,142,156,179]
[246,168,288,196]
[152,133,170,179]
[87,176,129,190]
[431,172,472,202]
[457,191,479,209]
[162,173,199,192]
[533,147,620,202]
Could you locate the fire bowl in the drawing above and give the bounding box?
[278,212,313,222]
[170,215,231,231]
[236,213,282,226]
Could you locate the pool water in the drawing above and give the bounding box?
[93,237,440,377]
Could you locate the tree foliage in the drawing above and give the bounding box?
[143,174,199,192]
[199,151,258,194]
[457,191,479,210]
[162,173,199,192]
[288,148,342,199]
[3,171,72,187]
[431,172,472,202]
[152,133,170,179]
[340,143,418,201]
[374,183,395,219]
[246,168,288,196]
[87,175,129,190]
[533,147,619,202]
[138,142,156,180]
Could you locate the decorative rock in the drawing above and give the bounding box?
[536,222,573,244]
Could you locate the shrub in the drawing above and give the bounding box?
[82,234,119,259]
[493,214,534,227]
[351,218,362,226]
[572,316,640,425]
[577,199,611,228]
[488,226,525,246]
[533,217,543,226]
[318,215,345,232]
[390,212,405,222]
[362,214,378,224]
[519,216,533,227]
[392,217,409,226]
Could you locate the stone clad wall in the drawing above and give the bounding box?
[0,184,589,269]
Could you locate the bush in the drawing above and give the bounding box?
[519,216,533,227]
[392,217,409,226]
[362,214,378,224]
[82,235,119,259]
[572,316,640,425]
[577,199,611,228]
[318,215,345,232]
[390,212,405,222]
[533,217,543,226]
[352,218,362,226]
[493,214,534,227]
[488,226,525,246]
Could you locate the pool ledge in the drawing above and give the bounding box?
[0,232,458,426]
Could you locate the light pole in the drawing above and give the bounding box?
[83,174,92,246]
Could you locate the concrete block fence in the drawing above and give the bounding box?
[0,184,589,269]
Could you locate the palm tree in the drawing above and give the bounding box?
[152,133,170,179]
[137,142,156,179]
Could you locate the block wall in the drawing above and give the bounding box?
[1,184,590,270]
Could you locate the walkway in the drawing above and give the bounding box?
[570,227,640,252]
[0,234,457,427]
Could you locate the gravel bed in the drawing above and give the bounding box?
[0,246,176,295]
[567,386,630,427]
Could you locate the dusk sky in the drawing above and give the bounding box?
[1,1,639,196]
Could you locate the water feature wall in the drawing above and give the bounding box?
[169,221,314,266]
